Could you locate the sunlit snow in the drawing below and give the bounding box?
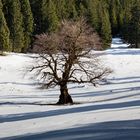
[0,38,140,140]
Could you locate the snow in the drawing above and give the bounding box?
[0,38,140,140]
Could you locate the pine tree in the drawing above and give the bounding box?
[53,0,67,20]
[118,5,124,33]
[65,0,77,19]
[100,4,112,49]
[120,0,139,46]
[86,0,100,32]
[41,0,59,32]
[4,0,25,52]
[75,0,87,17]
[20,0,34,52]
[127,0,140,48]
[120,0,133,37]
[0,0,11,51]
[29,0,42,34]
[109,0,121,35]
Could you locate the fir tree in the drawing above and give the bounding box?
[127,1,140,48]
[86,0,100,32]
[29,0,42,34]
[120,0,139,46]
[100,5,112,48]
[75,0,87,17]
[20,0,34,52]
[53,0,67,20]
[4,0,25,52]
[41,0,59,32]
[109,0,121,35]
[65,0,77,19]
[0,0,11,51]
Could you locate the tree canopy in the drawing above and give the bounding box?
[31,19,111,104]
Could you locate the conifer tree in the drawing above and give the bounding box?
[53,0,67,20]
[0,0,11,51]
[120,0,134,37]
[65,0,77,19]
[75,0,87,17]
[86,0,102,33]
[109,0,121,35]
[4,0,25,52]
[120,0,138,45]
[118,7,124,33]
[127,0,140,48]
[100,5,112,48]
[29,0,42,34]
[86,0,100,32]
[20,0,34,52]
[41,0,59,32]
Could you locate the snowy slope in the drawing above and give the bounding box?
[0,38,140,140]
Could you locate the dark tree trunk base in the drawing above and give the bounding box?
[57,93,73,105]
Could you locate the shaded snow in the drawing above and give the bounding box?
[0,38,140,140]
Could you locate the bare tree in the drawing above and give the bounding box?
[31,19,111,104]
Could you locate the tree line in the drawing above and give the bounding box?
[0,0,140,53]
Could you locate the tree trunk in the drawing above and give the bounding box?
[57,84,73,105]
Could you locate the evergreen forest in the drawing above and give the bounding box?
[0,0,140,53]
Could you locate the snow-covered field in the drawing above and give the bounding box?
[0,38,140,140]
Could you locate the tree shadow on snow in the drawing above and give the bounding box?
[106,48,140,55]
[0,100,140,123]
[2,119,140,140]
[0,82,39,86]
[104,78,140,86]
[71,86,140,98]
